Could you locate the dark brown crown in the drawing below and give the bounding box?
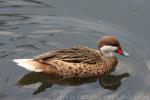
[98,36,122,49]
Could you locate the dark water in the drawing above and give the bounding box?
[0,0,150,100]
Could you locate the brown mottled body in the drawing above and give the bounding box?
[33,47,118,78]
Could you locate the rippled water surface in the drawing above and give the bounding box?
[0,0,150,100]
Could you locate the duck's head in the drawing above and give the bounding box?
[98,36,129,57]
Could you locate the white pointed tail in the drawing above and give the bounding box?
[12,59,43,72]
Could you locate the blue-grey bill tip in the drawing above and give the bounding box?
[123,51,130,57]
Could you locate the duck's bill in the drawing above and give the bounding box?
[116,49,130,57]
[122,50,130,57]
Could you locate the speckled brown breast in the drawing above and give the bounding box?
[103,56,118,74]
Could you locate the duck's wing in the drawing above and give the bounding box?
[34,46,102,64]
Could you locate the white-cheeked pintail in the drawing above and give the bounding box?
[13,36,129,78]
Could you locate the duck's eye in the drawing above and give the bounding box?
[109,43,116,46]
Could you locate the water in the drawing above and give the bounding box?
[0,0,150,100]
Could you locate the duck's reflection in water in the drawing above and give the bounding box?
[17,72,129,95]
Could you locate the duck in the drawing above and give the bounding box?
[13,36,129,78]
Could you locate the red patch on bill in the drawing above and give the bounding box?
[117,49,123,54]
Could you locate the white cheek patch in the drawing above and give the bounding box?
[100,46,118,57]
[100,46,118,52]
